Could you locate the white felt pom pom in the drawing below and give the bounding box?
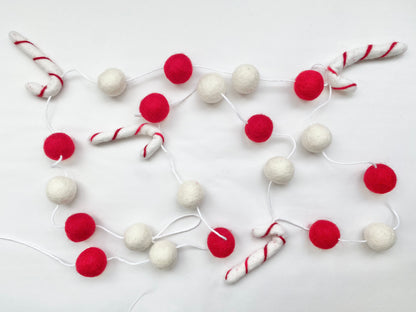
[97,68,127,97]
[232,64,260,95]
[301,123,332,153]
[149,240,177,269]
[124,223,153,251]
[46,176,77,205]
[197,73,226,104]
[363,223,396,252]
[264,157,295,184]
[177,180,204,210]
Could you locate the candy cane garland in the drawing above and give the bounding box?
[225,223,286,284]
[9,31,64,98]
[327,42,407,92]
[90,123,164,159]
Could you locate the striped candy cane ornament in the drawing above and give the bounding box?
[9,31,64,98]
[225,222,286,284]
[327,42,407,92]
[90,123,164,159]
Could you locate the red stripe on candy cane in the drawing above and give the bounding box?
[49,73,64,86]
[332,83,357,90]
[279,236,286,245]
[342,52,347,67]
[327,66,337,75]
[244,257,249,274]
[112,128,123,140]
[359,44,373,61]
[225,269,232,280]
[134,123,148,136]
[381,42,398,58]
[263,245,268,262]
[33,56,52,62]
[261,222,278,238]
[38,86,47,97]
[14,40,34,45]
[90,133,101,141]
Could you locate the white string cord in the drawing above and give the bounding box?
[152,214,202,241]
[259,77,294,83]
[126,67,163,83]
[176,243,208,250]
[128,290,153,312]
[170,89,197,107]
[107,256,150,266]
[275,218,310,231]
[387,203,400,230]
[50,205,64,228]
[221,93,247,124]
[272,133,297,159]
[160,144,183,184]
[196,207,227,240]
[339,238,367,243]
[96,225,124,239]
[322,151,377,168]
[50,155,69,177]
[0,236,75,267]
[63,68,96,83]
[304,84,333,121]
[193,65,233,75]
[44,96,55,133]
[266,181,275,221]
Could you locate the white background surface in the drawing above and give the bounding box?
[0,0,415,311]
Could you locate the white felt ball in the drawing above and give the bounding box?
[301,123,332,153]
[363,223,396,252]
[46,176,77,205]
[149,240,177,269]
[124,223,153,251]
[264,157,295,184]
[232,64,260,95]
[197,73,226,104]
[97,68,127,97]
[177,180,204,210]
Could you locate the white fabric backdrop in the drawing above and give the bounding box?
[0,0,415,311]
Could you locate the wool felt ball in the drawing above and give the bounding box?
[149,240,177,269]
[46,176,77,205]
[164,53,193,84]
[232,64,260,95]
[294,70,324,101]
[124,223,153,251]
[244,114,274,143]
[43,132,75,160]
[301,123,332,153]
[207,227,235,258]
[363,223,396,252]
[197,73,226,104]
[363,164,397,194]
[97,68,127,97]
[309,220,340,249]
[65,213,96,242]
[177,180,204,210]
[263,157,295,184]
[76,247,107,277]
[139,93,170,123]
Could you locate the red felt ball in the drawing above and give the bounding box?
[76,247,107,277]
[65,213,96,242]
[139,93,170,123]
[244,114,274,143]
[363,164,397,194]
[164,53,193,84]
[309,220,340,249]
[294,70,324,101]
[43,133,75,160]
[207,227,235,258]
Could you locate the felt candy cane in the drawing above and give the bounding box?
[9,31,64,98]
[327,42,407,92]
[90,123,164,159]
[225,222,286,284]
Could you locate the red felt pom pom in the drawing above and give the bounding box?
[244,114,273,143]
[164,53,193,84]
[207,227,235,258]
[43,133,75,160]
[76,247,107,277]
[363,164,397,194]
[309,220,340,249]
[294,70,324,101]
[65,213,96,242]
[139,93,170,123]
